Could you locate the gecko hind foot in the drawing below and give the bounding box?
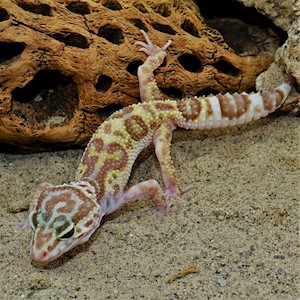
[165,184,193,203]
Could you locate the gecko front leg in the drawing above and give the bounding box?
[122,179,169,216]
[135,29,172,102]
[136,30,188,202]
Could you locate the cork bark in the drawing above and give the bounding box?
[0,0,294,150]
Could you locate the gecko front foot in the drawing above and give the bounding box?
[10,214,31,229]
[135,29,172,56]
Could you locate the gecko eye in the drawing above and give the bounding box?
[59,226,75,240]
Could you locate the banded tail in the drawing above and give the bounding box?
[175,83,292,130]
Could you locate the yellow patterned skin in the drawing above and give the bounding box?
[27,30,292,263]
[77,100,182,209]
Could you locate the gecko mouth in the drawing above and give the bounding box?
[31,250,58,263]
[31,244,74,263]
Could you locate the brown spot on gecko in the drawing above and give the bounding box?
[104,123,112,134]
[241,94,252,115]
[143,103,156,116]
[177,98,202,121]
[219,93,252,119]
[217,94,229,118]
[112,183,120,195]
[155,102,175,111]
[125,115,148,141]
[84,219,93,228]
[114,130,126,139]
[261,91,274,111]
[125,140,133,149]
[232,93,246,117]
[204,98,213,118]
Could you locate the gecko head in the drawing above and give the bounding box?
[28,181,103,263]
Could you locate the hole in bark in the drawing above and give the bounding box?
[12,70,75,103]
[17,2,52,16]
[197,0,280,28]
[129,19,147,31]
[152,23,176,35]
[98,25,124,45]
[213,60,240,77]
[126,60,143,76]
[196,0,286,52]
[244,87,257,93]
[0,8,9,21]
[103,0,122,10]
[181,19,199,37]
[178,54,203,72]
[196,88,219,97]
[135,3,147,13]
[11,70,78,124]
[67,2,91,15]
[160,87,183,99]
[0,42,25,64]
[96,75,113,93]
[154,3,171,17]
[51,32,89,49]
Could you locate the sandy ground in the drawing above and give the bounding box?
[0,114,299,299]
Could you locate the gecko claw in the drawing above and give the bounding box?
[162,39,172,51]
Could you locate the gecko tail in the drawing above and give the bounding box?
[274,83,292,106]
[175,83,293,130]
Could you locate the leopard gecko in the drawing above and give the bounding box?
[26,30,292,263]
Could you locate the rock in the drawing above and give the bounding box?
[237,0,300,116]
